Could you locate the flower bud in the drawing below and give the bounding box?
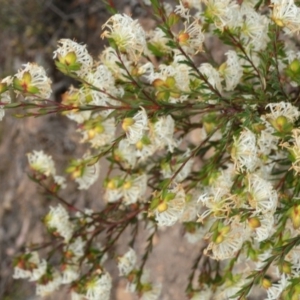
[152,78,165,88]
[268,115,293,133]
[178,32,190,45]
[157,202,168,213]
[59,51,77,65]
[248,217,261,229]
[261,278,272,289]
[107,179,117,190]
[271,16,284,27]
[289,204,300,229]
[289,59,300,73]
[215,234,224,244]
[280,261,292,274]
[122,118,135,131]
[136,140,144,150]
[123,180,132,190]
[165,76,176,88]
[88,129,97,139]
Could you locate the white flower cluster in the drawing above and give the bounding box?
[102,14,147,62]
[27,150,66,188]
[7,2,300,300]
[54,39,93,77]
[14,63,52,101]
[44,204,74,242]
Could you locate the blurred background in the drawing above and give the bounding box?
[0,1,202,300]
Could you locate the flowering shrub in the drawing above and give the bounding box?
[3,0,300,299]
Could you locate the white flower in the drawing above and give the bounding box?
[121,174,147,205]
[147,28,173,55]
[36,270,62,297]
[61,86,92,123]
[114,139,137,167]
[61,264,79,284]
[147,56,191,103]
[26,150,66,188]
[64,237,86,262]
[257,120,279,155]
[179,19,205,55]
[219,50,243,91]
[153,185,186,227]
[71,156,100,190]
[203,0,240,30]
[249,213,275,242]
[117,248,137,276]
[27,150,56,177]
[266,274,290,300]
[53,175,67,189]
[14,63,52,101]
[173,51,193,92]
[135,135,159,162]
[210,164,235,197]
[281,129,300,174]
[231,128,259,172]
[180,192,200,222]
[100,47,133,81]
[198,189,236,222]
[266,101,300,123]
[86,64,115,92]
[199,63,222,93]
[45,204,74,242]
[240,4,270,51]
[161,150,193,183]
[104,187,123,203]
[13,252,47,281]
[102,14,147,61]
[85,64,124,107]
[53,39,93,77]
[78,113,116,149]
[85,272,112,300]
[122,107,148,144]
[174,2,191,20]
[271,0,300,35]
[152,115,178,152]
[246,174,278,213]
[205,220,245,260]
